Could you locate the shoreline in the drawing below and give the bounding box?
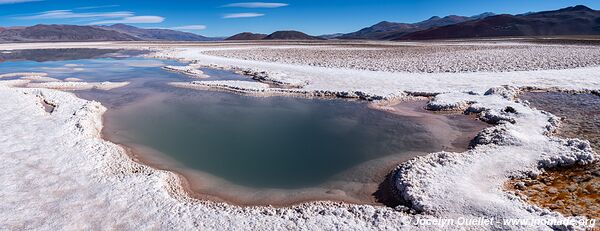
[100,95,488,207]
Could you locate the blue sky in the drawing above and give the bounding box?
[1,0,599,37]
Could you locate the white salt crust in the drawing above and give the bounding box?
[26,81,130,90]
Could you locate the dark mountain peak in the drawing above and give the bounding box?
[564,5,593,11]
[532,5,595,15]
[226,32,268,40]
[428,16,441,20]
[264,30,323,40]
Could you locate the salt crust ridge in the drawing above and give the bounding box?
[162,65,210,78]
[26,81,130,90]
[154,46,600,101]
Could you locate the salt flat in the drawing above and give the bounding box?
[0,40,598,230]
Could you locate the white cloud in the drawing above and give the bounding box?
[223,2,288,8]
[170,25,207,30]
[17,10,133,20]
[17,8,165,26]
[223,13,264,19]
[75,5,120,10]
[0,0,41,4]
[88,16,165,25]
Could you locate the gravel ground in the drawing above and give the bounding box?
[507,163,599,219]
[507,92,600,221]
[203,44,600,73]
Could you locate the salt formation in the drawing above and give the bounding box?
[27,81,129,90]
[0,72,48,78]
[20,76,63,82]
[0,72,128,90]
[162,65,210,78]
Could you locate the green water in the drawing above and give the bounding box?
[106,89,440,188]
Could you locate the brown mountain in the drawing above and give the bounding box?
[338,13,494,40]
[338,21,419,40]
[397,5,600,40]
[226,32,268,40]
[0,24,139,42]
[263,30,324,40]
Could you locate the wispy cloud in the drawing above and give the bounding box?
[16,8,164,25]
[88,16,165,25]
[170,25,207,30]
[75,5,120,10]
[223,13,264,19]
[17,10,133,20]
[223,2,288,8]
[0,0,41,5]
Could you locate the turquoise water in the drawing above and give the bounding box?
[105,89,440,188]
[0,49,484,204]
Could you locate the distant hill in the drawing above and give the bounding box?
[226,32,268,40]
[397,5,600,40]
[338,13,495,40]
[101,24,216,41]
[0,24,139,42]
[0,24,218,42]
[263,30,324,40]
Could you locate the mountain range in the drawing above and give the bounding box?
[0,24,217,42]
[339,5,599,40]
[338,13,495,40]
[396,5,600,40]
[0,24,139,42]
[0,5,598,42]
